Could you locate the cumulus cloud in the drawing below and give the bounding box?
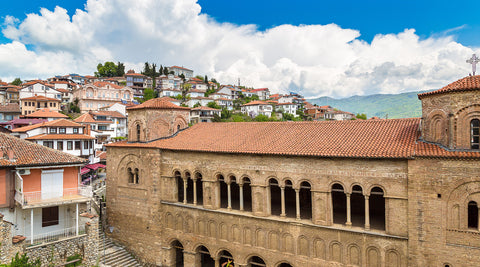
[0,0,477,98]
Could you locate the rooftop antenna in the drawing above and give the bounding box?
[466,54,479,75]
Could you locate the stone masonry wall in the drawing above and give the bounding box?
[0,214,23,264]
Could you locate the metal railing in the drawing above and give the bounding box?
[27,225,86,246]
[16,185,92,206]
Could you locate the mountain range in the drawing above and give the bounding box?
[308,90,434,119]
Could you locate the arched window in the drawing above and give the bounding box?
[175,171,184,202]
[218,250,234,267]
[247,256,266,267]
[242,177,252,212]
[351,185,365,227]
[230,176,240,210]
[177,124,181,132]
[332,183,346,225]
[278,263,293,267]
[269,178,281,216]
[195,172,203,205]
[185,172,194,204]
[171,240,184,267]
[468,201,478,229]
[134,168,139,184]
[218,174,228,208]
[127,167,134,183]
[197,246,215,266]
[285,180,296,218]
[370,187,385,230]
[471,119,479,149]
[300,181,312,220]
[136,124,141,142]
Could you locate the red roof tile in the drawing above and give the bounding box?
[74,113,96,123]
[418,75,480,98]
[92,81,124,89]
[12,119,82,132]
[192,106,220,111]
[25,108,68,118]
[0,103,20,113]
[0,132,86,166]
[109,119,422,159]
[242,100,272,106]
[127,98,190,110]
[170,66,193,71]
[21,95,60,101]
[90,111,126,118]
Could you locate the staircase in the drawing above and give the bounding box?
[98,223,143,267]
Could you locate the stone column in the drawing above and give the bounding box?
[214,257,220,267]
[280,186,286,217]
[193,178,198,205]
[227,182,232,210]
[346,193,352,227]
[295,189,301,220]
[239,184,244,211]
[365,195,370,230]
[183,179,187,204]
[183,250,197,267]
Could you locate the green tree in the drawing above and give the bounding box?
[95,62,118,77]
[254,114,270,122]
[356,113,367,120]
[193,102,201,108]
[207,101,221,109]
[10,78,22,86]
[3,252,41,267]
[179,83,192,104]
[195,75,204,81]
[221,108,232,119]
[143,88,157,102]
[116,62,125,76]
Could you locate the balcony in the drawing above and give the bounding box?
[15,173,92,208]
[27,225,86,247]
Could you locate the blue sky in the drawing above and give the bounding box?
[0,0,479,97]
[2,0,479,46]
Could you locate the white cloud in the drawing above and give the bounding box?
[0,0,477,98]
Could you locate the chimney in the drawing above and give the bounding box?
[85,124,91,136]
[7,149,14,161]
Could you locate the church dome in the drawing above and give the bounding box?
[418,75,480,99]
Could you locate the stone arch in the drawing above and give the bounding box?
[219,222,228,240]
[313,238,326,259]
[185,216,194,233]
[117,154,142,184]
[282,233,295,254]
[175,214,184,231]
[208,220,217,238]
[297,235,310,256]
[425,109,448,144]
[165,212,174,229]
[129,120,145,142]
[149,117,169,140]
[244,227,253,246]
[385,248,401,267]
[284,179,296,219]
[366,246,381,267]
[447,181,480,229]
[255,228,266,248]
[231,224,241,243]
[174,115,188,132]
[347,243,361,266]
[268,231,280,251]
[454,104,480,149]
[329,241,343,263]
[215,249,235,267]
[351,184,365,227]
[244,254,268,267]
[366,184,387,197]
[196,219,206,235]
[269,178,282,216]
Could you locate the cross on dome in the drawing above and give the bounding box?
[466,54,480,75]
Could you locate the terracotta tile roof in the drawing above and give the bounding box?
[415,141,480,158]
[25,108,68,118]
[127,98,190,110]
[55,88,70,93]
[74,113,96,123]
[21,95,60,101]
[0,81,8,86]
[251,88,269,92]
[109,118,423,159]
[125,73,146,77]
[5,86,21,92]
[25,134,95,140]
[170,66,192,71]
[12,119,82,132]
[90,111,126,118]
[0,103,20,113]
[96,151,107,160]
[92,81,124,89]
[0,132,86,167]
[242,100,272,106]
[418,75,480,98]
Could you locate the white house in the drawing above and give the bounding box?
[99,102,128,116]
[276,102,298,117]
[19,82,62,101]
[250,88,270,100]
[241,100,273,118]
[325,110,355,120]
[190,106,221,123]
[11,119,96,162]
[215,98,234,110]
[168,66,194,78]
[186,97,215,108]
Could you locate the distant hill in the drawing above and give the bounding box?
[308,90,434,119]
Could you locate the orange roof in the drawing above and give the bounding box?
[26,134,95,140]
[127,98,190,110]
[170,66,192,71]
[418,75,480,98]
[74,113,96,123]
[55,88,70,93]
[25,108,68,118]
[12,119,82,132]
[92,81,124,89]
[192,106,220,111]
[90,111,126,118]
[96,151,107,160]
[0,103,20,113]
[21,95,60,101]
[108,118,427,159]
[242,100,271,106]
[0,132,86,166]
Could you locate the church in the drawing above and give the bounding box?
[106,74,480,267]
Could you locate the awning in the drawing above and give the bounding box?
[85,163,106,171]
[81,167,90,175]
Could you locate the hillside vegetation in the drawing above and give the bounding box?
[309,90,434,119]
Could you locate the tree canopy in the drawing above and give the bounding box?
[95,61,125,77]
[10,78,22,86]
